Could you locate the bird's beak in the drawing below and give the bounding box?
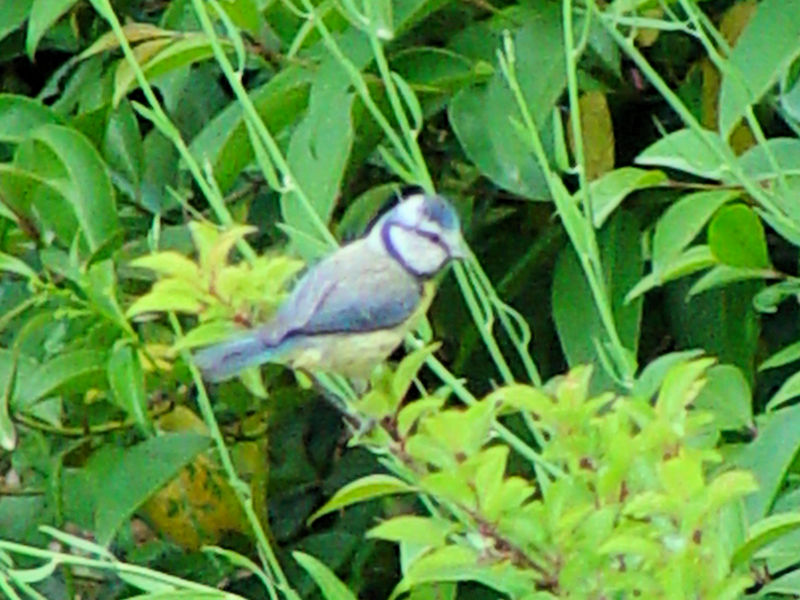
[449,233,469,260]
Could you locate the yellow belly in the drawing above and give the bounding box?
[287,329,407,378]
[284,282,435,378]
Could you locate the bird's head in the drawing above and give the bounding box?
[369,192,467,278]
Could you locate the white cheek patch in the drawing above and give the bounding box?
[389,226,448,275]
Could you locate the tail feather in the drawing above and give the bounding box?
[193,331,278,382]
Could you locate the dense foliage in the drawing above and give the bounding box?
[2,0,800,598]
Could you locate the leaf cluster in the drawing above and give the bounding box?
[2,0,800,599]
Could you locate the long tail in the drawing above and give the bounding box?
[192,331,279,382]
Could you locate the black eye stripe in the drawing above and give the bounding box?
[382,223,450,278]
[397,225,451,256]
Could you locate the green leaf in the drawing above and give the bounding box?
[0,350,18,451]
[216,0,265,39]
[759,205,800,248]
[0,94,62,143]
[707,204,770,268]
[718,0,800,137]
[761,568,800,596]
[0,0,33,44]
[588,167,667,227]
[664,277,760,379]
[77,22,177,61]
[336,183,399,239]
[366,0,394,39]
[26,0,78,61]
[124,592,232,600]
[626,246,717,301]
[280,47,356,257]
[632,349,705,399]
[738,137,800,180]
[407,584,457,600]
[367,516,455,547]
[754,280,800,314]
[760,340,800,371]
[449,5,565,200]
[92,432,210,545]
[652,190,740,275]
[392,343,441,403]
[693,364,753,430]
[392,47,487,100]
[705,470,758,512]
[113,34,225,106]
[27,124,120,255]
[104,100,144,190]
[655,358,715,423]
[15,350,106,409]
[173,321,242,353]
[766,369,800,412]
[292,552,358,600]
[400,545,538,599]
[687,265,770,296]
[636,128,727,180]
[486,384,553,415]
[783,71,800,122]
[107,344,151,433]
[126,278,206,317]
[189,66,313,192]
[84,260,129,331]
[402,545,478,585]
[307,474,414,525]
[553,211,643,389]
[0,252,39,281]
[130,252,200,280]
[732,404,800,519]
[396,397,445,438]
[732,512,800,567]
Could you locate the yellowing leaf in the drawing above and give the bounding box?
[113,38,173,106]
[140,406,248,550]
[635,8,663,47]
[138,343,173,372]
[720,0,758,45]
[700,57,752,149]
[140,452,248,550]
[78,22,178,61]
[700,1,758,152]
[157,404,208,434]
[569,91,615,181]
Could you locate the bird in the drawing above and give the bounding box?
[193,191,466,382]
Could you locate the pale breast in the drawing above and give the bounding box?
[287,329,407,378]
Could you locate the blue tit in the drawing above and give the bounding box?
[193,192,466,381]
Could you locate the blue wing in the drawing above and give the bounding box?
[292,259,421,336]
[268,241,422,338]
[194,240,422,380]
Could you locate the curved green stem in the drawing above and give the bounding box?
[87,0,256,262]
[169,314,298,600]
[196,0,338,250]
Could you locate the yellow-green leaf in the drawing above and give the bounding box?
[307,474,414,525]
